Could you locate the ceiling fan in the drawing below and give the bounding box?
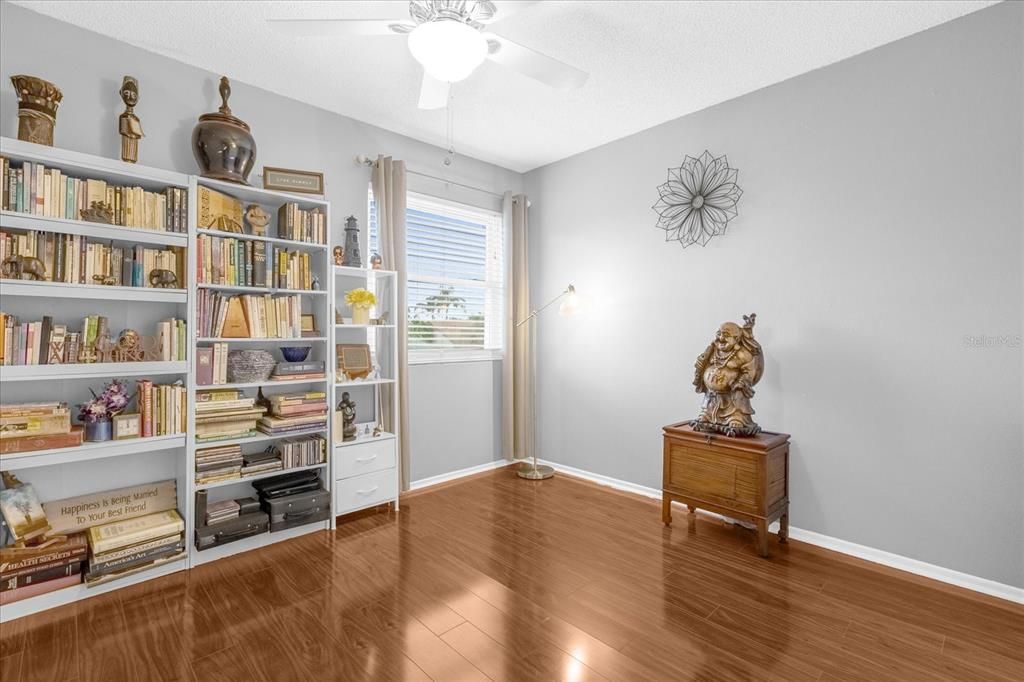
[268,0,588,110]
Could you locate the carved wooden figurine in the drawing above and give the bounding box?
[244,204,270,236]
[148,269,178,288]
[692,313,764,437]
[118,76,144,163]
[339,392,357,442]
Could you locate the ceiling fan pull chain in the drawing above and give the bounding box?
[444,84,456,167]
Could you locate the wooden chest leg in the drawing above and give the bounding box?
[662,495,672,526]
[756,519,770,557]
[779,508,789,544]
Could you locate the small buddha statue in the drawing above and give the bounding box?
[692,313,764,437]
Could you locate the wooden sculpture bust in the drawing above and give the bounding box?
[692,313,764,437]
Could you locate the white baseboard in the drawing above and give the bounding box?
[536,459,1024,605]
[408,459,509,491]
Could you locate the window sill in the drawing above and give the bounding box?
[409,353,503,366]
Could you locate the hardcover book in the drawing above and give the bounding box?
[0,427,83,455]
[0,572,81,605]
[87,509,184,555]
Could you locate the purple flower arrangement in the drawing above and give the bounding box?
[78,379,132,424]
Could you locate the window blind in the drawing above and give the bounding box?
[369,189,504,362]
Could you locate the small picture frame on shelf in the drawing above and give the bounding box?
[113,413,141,440]
[300,313,318,337]
[336,343,371,380]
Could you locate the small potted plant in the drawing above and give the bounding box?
[78,379,132,441]
[345,288,377,326]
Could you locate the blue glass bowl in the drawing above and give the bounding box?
[280,346,311,362]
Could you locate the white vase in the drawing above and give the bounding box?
[352,306,370,325]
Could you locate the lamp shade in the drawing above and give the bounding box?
[558,285,579,317]
[408,20,488,83]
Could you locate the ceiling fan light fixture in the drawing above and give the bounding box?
[408,19,487,83]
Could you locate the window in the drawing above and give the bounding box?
[369,189,504,363]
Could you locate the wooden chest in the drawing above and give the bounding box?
[662,421,790,557]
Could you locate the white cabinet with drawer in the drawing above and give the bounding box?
[334,467,398,515]
[335,437,397,480]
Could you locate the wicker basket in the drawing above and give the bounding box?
[226,349,275,383]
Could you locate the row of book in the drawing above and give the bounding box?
[0,156,189,232]
[194,433,327,485]
[137,380,187,437]
[277,202,326,245]
[196,233,316,290]
[84,509,185,585]
[0,314,186,366]
[196,290,304,339]
[0,229,185,288]
[194,389,265,443]
[258,390,328,437]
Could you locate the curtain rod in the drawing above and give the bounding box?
[356,154,505,200]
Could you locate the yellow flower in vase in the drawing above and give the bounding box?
[345,288,377,325]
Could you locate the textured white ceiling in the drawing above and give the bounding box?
[11,0,998,172]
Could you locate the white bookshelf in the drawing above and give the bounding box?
[0,137,191,622]
[332,264,401,517]
[186,176,333,565]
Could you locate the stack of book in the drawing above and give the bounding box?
[196,291,302,339]
[136,380,186,437]
[278,434,327,468]
[0,314,186,366]
[241,448,283,477]
[85,509,185,585]
[270,360,325,381]
[194,389,265,443]
[257,391,328,436]
[0,533,87,604]
[0,230,185,288]
[195,343,228,386]
[205,500,239,525]
[0,401,81,455]
[195,443,243,485]
[1,157,188,231]
[277,202,326,244]
[196,233,268,288]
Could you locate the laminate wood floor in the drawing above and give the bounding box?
[2,466,1022,681]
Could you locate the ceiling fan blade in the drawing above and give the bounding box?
[418,72,450,110]
[267,19,410,37]
[483,33,588,90]
[485,1,540,24]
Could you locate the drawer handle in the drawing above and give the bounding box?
[355,454,379,463]
[356,485,379,495]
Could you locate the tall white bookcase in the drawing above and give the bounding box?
[332,265,400,516]
[0,137,192,620]
[0,138,346,620]
[188,177,333,566]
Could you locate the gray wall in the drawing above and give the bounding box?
[0,2,517,481]
[525,2,1023,587]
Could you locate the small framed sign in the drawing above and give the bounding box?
[262,166,324,195]
[301,313,318,336]
[336,343,371,380]
[113,413,141,440]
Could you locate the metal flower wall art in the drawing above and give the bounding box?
[653,151,743,248]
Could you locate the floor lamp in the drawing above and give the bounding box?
[515,284,579,480]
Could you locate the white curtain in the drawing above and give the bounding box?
[372,156,411,489]
[502,192,531,461]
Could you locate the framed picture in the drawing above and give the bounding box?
[262,166,324,195]
[301,313,318,336]
[113,413,141,440]
[0,483,51,543]
[337,343,371,380]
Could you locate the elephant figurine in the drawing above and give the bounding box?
[148,269,178,288]
[1,255,46,281]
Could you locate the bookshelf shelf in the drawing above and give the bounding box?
[198,176,329,209]
[0,280,187,302]
[333,264,397,277]
[195,426,328,449]
[0,433,186,471]
[197,283,327,296]
[190,518,326,567]
[0,552,187,623]
[335,324,396,330]
[195,462,328,491]
[0,361,187,382]
[196,336,327,344]
[0,211,189,247]
[195,228,328,252]
[198,377,328,390]
[335,432,396,449]
[334,378,396,388]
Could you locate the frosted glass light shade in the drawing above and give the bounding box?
[559,289,580,317]
[408,20,488,83]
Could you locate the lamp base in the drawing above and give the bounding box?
[516,461,555,480]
